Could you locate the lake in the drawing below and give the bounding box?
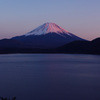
[0,54,100,100]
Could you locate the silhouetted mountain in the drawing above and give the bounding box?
[0,39,23,48]
[57,37,100,54]
[90,38,100,54]
[0,39,28,54]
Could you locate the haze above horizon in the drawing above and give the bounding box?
[0,0,100,40]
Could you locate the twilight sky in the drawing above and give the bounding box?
[0,0,100,40]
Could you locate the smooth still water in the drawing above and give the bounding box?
[0,54,100,100]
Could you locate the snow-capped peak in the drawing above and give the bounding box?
[25,22,71,36]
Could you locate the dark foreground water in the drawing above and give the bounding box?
[0,54,100,100]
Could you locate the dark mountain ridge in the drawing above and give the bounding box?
[57,38,100,54]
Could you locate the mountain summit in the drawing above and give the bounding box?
[12,22,85,48]
[25,22,70,36]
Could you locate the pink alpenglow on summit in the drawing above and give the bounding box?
[25,23,71,36]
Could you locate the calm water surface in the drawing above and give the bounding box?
[0,54,100,100]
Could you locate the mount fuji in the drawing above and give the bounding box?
[12,23,85,48]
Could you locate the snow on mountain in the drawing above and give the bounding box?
[25,22,71,36]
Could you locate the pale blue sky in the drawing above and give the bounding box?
[0,0,100,40]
